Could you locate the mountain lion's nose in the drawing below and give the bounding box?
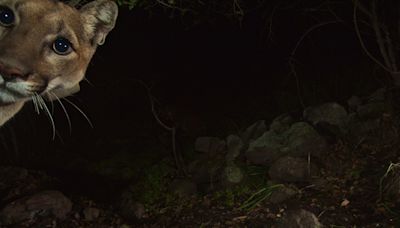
[0,62,27,81]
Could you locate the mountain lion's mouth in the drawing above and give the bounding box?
[0,74,28,105]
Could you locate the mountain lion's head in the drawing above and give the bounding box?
[0,0,118,125]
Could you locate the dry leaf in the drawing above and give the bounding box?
[341,199,350,207]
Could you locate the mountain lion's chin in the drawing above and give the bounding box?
[0,102,16,107]
[0,98,25,107]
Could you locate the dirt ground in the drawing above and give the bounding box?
[4,139,399,228]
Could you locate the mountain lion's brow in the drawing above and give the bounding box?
[56,20,66,34]
[15,0,57,11]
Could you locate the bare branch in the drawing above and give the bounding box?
[384,26,398,72]
[136,79,188,176]
[351,0,372,18]
[353,0,395,74]
[370,1,392,71]
[290,20,341,58]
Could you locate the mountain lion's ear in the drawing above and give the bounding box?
[80,0,118,45]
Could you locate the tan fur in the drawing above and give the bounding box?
[0,0,118,126]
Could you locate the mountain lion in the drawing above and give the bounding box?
[0,0,118,126]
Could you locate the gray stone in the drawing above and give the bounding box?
[0,190,72,225]
[347,95,362,112]
[268,185,298,204]
[356,102,386,119]
[269,156,317,183]
[303,102,348,130]
[0,167,55,203]
[223,163,244,184]
[272,209,323,228]
[368,87,386,102]
[282,122,328,158]
[226,134,243,162]
[241,120,267,142]
[194,137,226,154]
[246,131,284,165]
[0,167,28,184]
[246,122,327,165]
[83,207,100,221]
[270,114,294,134]
[347,114,381,144]
[245,145,282,166]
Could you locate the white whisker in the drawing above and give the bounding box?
[48,93,55,115]
[31,95,40,114]
[62,97,93,128]
[50,92,72,134]
[35,93,44,110]
[83,77,94,87]
[37,95,56,140]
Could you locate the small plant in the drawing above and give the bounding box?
[379,162,400,201]
[129,162,174,207]
[239,184,283,211]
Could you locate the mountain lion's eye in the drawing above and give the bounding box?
[0,7,14,26]
[53,37,72,55]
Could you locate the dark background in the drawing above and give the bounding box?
[0,3,384,181]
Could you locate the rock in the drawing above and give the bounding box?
[347,114,381,145]
[246,131,284,165]
[268,185,298,204]
[304,102,348,126]
[347,95,362,112]
[310,178,330,191]
[83,207,100,221]
[368,87,385,102]
[269,156,317,183]
[226,134,243,162]
[303,102,348,134]
[272,209,323,228]
[169,179,198,198]
[0,167,55,203]
[0,190,72,225]
[246,122,327,165]
[194,137,226,154]
[0,167,29,184]
[356,102,386,119]
[270,114,294,134]
[245,146,281,165]
[241,120,267,143]
[223,163,244,184]
[282,122,328,158]
[0,167,29,202]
